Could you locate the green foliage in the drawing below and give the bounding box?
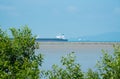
[45,52,84,79]
[1,26,120,79]
[44,45,120,79]
[96,44,120,79]
[85,69,100,79]
[0,26,43,79]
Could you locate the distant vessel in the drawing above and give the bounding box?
[56,34,65,39]
[36,34,68,42]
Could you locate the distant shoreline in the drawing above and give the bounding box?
[38,42,120,45]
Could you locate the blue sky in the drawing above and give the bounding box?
[0,0,120,38]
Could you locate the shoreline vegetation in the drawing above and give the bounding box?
[0,26,120,79]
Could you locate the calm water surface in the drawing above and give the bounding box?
[36,42,115,71]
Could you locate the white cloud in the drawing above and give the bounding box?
[66,6,79,13]
[19,0,49,6]
[0,5,19,16]
[114,7,120,14]
[52,8,59,14]
[0,5,15,11]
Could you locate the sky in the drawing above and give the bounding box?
[0,0,120,39]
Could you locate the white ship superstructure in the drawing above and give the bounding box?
[56,34,65,39]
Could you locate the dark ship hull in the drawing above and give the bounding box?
[36,38,68,42]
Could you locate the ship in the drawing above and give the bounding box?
[36,34,68,42]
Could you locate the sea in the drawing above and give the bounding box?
[36,42,119,72]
